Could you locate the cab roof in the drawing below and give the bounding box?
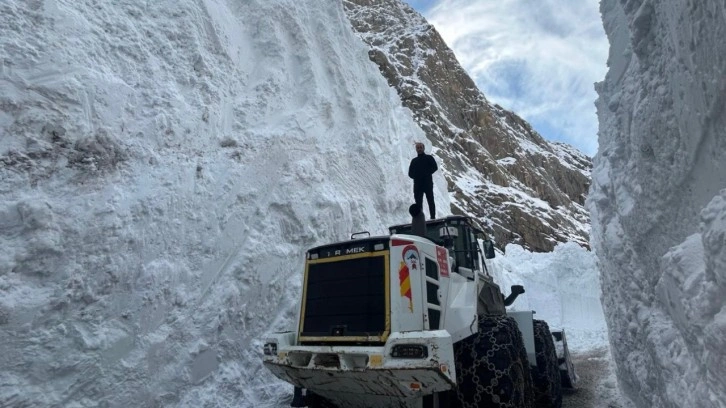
[388,215,484,235]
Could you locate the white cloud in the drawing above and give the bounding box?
[424,0,608,155]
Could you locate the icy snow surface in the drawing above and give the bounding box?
[590,0,726,407]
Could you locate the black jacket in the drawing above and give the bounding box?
[408,153,438,187]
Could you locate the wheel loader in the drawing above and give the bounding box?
[262,215,576,407]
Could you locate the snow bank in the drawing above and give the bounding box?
[0,0,446,406]
[590,0,726,406]
[491,242,608,352]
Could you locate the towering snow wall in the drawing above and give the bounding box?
[0,0,448,406]
[590,0,726,407]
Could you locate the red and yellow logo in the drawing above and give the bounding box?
[399,245,419,312]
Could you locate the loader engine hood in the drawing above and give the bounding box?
[300,237,391,344]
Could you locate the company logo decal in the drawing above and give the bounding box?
[436,246,449,277]
[399,245,419,312]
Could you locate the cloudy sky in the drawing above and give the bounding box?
[403,0,609,156]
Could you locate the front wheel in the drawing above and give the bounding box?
[452,315,534,408]
[292,388,335,408]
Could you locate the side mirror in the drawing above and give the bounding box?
[503,285,526,306]
[483,239,495,259]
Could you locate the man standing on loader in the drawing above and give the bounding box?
[408,142,438,219]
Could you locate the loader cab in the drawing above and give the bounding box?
[389,215,493,277]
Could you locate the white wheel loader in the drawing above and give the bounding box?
[262,215,577,408]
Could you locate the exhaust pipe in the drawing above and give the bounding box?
[409,203,426,238]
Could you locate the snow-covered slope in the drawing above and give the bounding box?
[0,0,445,406]
[492,243,606,353]
[589,0,726,406]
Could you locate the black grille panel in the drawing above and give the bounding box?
[428,308,441,330]
[301,255,387,338]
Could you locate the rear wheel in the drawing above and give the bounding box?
[551,330,577,389]
[532,320,563,408]
[453,315,534,408]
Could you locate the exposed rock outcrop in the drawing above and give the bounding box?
[344,0,591,252]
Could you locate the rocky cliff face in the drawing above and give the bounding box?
[344,0,592,252]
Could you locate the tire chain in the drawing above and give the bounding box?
[453,315,534,408]
[532,320,563,408]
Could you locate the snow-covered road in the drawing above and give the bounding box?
[563,348,631,408]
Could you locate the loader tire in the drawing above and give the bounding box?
[532,320,563,408]
[453,315,534,408]
[551,330,577,389]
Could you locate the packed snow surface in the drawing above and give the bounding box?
[590,0,726,407]
[492,243,607,353]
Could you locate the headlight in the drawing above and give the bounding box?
[263,342,278,356]
[391,344,428,358]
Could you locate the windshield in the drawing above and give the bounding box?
[390,218,480,272]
